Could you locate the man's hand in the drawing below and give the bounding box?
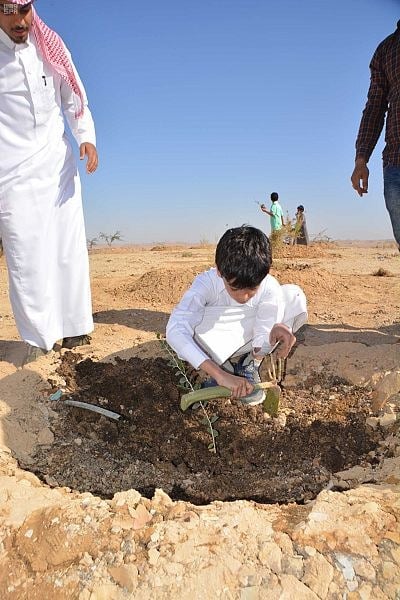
[351,158,369,196]
[269,323,296,358]
[80,142,98,174]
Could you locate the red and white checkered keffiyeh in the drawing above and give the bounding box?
[12,1,84,117]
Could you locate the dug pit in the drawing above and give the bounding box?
[29,352,383,505]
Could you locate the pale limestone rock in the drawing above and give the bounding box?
[78,589,91,600]
[164,562,184,577]
[223,554,242,574]
[371,370,400,411]
[366,417,379,430]
[335,553,356,582]
[89,583,123,600]
[282,555,304,579]
[353,558,376,581]
[148,548,160,565]
[279,574,319,599]
[347,579,359,592]
[357,583,374,600]
[372,584,398,599]
[302,552,334,598]
[327,580,345,599]
[172,539,196,564]
[390,545,400,565]
[152,488,174,510]
[380,560,399,581]
[274,531,294,555]
[292,488,398,556]
[14,502,115,572]
[131,503,152,530]
[258,541,282,573]
[260,573,282,599]
[80,552,94,567]
[111,489,141,509]
[108,565,138,592]
[240,586,260,600]
[379,413,397,428]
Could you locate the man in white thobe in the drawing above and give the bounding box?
[0,1,98,363]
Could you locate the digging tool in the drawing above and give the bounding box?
[180,381,280,412]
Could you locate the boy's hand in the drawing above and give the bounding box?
[215,371,254,399]
[269,323,296,358]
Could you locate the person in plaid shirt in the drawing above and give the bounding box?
[351,20,400,251]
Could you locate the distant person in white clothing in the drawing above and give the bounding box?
[0,1,98,364]
[166,226,307,405]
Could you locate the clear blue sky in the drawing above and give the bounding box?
[40,0,399,244]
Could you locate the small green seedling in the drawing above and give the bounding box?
[157,334,219,453]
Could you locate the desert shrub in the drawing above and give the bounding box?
[372,268,393,277]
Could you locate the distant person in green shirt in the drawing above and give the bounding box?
[260,192,285,232]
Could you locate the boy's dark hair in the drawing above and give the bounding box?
[215,225,272,289]
[270,192,279,202]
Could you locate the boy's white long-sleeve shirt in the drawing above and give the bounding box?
[166,268,284,369]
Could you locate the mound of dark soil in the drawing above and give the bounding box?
[31,353,380,505]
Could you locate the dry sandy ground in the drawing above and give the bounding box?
[0,243,399,599]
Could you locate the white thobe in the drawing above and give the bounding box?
[0,27,96,350]
[166,268,307,368]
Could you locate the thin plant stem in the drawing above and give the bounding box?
[159,336,217,453]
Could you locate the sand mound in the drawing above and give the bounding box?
[274,265,349,301]
[125,265,208,307]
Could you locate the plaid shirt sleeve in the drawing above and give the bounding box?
[355,44,389,162]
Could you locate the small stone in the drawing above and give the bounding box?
[381,560,398,581]
[282,555,304,579]
[148,548,160,565]
[37,427,54,445]
[80,553,93,567]
[74,438,82,446]
[379,413,397,428]
[302,552,334,598]
[275,413,287,428]
[258,542,282,573]
[353,558,376,581]
[347,580,358,592]
[335,553,356,582]
[108,565,138,593]
[44,475,59,487]
[240,587,260,600]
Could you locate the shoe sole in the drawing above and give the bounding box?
[240,391,266,406]
[62,335,92,349]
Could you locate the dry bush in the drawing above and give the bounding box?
[372,268,393,277]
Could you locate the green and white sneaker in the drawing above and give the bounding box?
[235,353,265,406]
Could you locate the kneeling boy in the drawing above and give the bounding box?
[166,226,307,405]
